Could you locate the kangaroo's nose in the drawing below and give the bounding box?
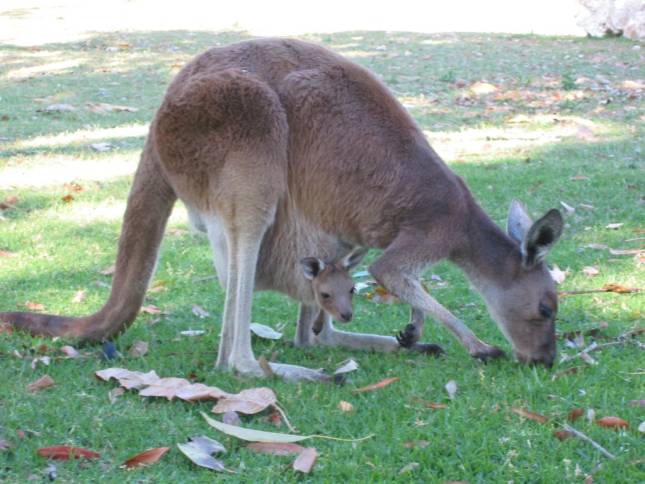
[340,311,353,322]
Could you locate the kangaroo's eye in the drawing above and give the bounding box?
[539,303,553,319]
[321,293,331,299]
[350,286,356,294]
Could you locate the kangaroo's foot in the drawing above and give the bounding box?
[410,342,445,356]
[470,342,505,362]
[396,323,421,348]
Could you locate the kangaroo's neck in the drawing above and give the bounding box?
[450,199,519,298]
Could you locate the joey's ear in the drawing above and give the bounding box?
[522,209,563,268]
[340,247,369,271]
[300,257,325,280]
[507,199,534,245]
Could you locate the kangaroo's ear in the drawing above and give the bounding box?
[522,209,563,268]
[340,247,369,271]
[300,257,325,280]
[507,199,534,245]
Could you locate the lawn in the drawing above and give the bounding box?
[1,29,643,483]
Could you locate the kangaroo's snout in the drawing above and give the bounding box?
[339,311,353,323]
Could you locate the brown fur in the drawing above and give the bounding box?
[0,38,562,379]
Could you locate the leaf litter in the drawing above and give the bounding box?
[122,447,169,468]
[177,435,232,473]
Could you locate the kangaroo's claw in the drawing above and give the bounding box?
[396,323,419,348]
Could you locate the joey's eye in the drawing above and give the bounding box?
[539,303,553,319]
[350,286,356,294]
[321,292,331,300]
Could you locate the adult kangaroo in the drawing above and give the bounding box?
[0,38,563,380]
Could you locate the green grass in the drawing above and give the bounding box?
[1,30,644,483]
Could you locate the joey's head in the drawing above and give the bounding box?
[484,200,563,367]
[300,247,368,323]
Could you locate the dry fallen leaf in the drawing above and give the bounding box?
[71,290,86,304]
[122,447,169,468]
[605,223,623,230]
[95,368,160,390]
[560,201,575,215]
[511,407,547,424]
[37,446,100,460]
[247,442,305,456]
[175,383,230,402]
[293,447,318,474]
[445,380,458,400]
[424,402,448,410]
[191,305,210,318]
[86,102,138,114]
[212,387,277,415]
[138,377,191,400]
[128,341,149,358]
[27,375,55,392]
[24,301,44,311]
[250,323,282,340]
[177,436,228,473]
[40,104,75,113]
[61,194,74,203]
[334,359,359,375]
[553,430,573,441]
[180,329,205,337]
[353,377,400,393]
[338,401,354,412]
[568,408,584,422]
[582,266,600,276]
[203,413,311,443]
[596,416,628,429]
[141,305,162,315]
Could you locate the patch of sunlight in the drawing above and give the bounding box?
[424,116,615,162]
[15,123,149,149]
[5,58,85,80]
[56,198,189,226]
[0,152,139,189]
[340,50,379,59]
[57,199,127,224]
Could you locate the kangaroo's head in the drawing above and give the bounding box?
[300,247,368,323]
[483,200,563,367]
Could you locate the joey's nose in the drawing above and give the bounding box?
[340,311,353,322]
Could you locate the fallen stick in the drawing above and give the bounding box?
[563,424,616,460]
[559,286,642,297]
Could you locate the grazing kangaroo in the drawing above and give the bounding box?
[190,206,441,364]
[0,38,563,381]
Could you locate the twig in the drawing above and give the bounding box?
[273,403,297,433]
[559,287,641,297]
[563,424,616,460]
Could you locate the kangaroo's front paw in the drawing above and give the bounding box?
[396,323,420,348]
[412,343,444,357]
[471,345,505,362]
